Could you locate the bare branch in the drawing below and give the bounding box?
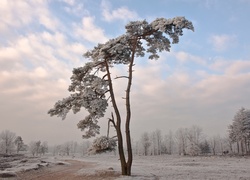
[93,69,99,75]
[106,96,111,102]
[115,76,129,79]
[100,90,110,98]
[102,74,108,79]
[108,112,116,128]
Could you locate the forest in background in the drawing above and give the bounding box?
[1,107,249,157]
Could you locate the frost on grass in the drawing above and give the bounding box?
[81,154,250,180]
[0,154,72,176]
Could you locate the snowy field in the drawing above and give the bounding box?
[74,154,250,180]
[1,153,250,179]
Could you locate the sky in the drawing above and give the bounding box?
[1,0,250,145]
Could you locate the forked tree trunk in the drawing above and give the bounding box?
[105,60,128,175]
[105,39,137,175]
[104,39,136,175]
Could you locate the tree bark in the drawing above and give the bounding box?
[124,39,137,175]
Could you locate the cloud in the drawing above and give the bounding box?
[0,0,99,144]
[38,13,60,32]
[0,30,87,144]
[33,67,48,78]
[0,0,60,32]
[209,58,230,72]
[0,30,89,108]
[225,60,250,75]
[174,51,207,65]
[112,56,250,138]
[0,31,85,71]
[0,0,33,31]
[0,0,249,144]
[209,58,250,75]
[62,0,87,17]
[74,16,108,44]
[101,0,138,22]
[209,34,237,52]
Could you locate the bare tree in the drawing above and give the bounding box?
[133,140,140,156]
[199,140,211,155]
[62,142,72,156]
[29,141,39,156]
[14,136,24,154]
[40,141,48,155]
[48,17,193,175]
[81,141,91,156]
[164,130,174,155]
[175,128,188,155]
[228,107,250,155]
[150,131,157,156]
[187,126,202,156]
[53,145,62,156]
[140,132,151,156]
[71,141,78,156]
[0,130,16,154]
[209,135,220,155]
[155,129,162,155]
[29,140,48,156]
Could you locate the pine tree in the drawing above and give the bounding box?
[48,17,193,175]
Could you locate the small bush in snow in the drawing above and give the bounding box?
[88,136,116,154]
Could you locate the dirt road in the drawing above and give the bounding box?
[17,160,119,180]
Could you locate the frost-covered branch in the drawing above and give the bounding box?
[77,114,100,138]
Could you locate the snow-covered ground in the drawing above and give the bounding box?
[73,153,250,180]
[0,154,70,178]
[1,153,250,179]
